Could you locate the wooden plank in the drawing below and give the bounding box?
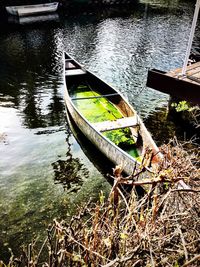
[93,116,138,132]
[146,69,200,104]
[166,63,200,87]
[166,62,200,85]
[185,69,200,77]
[167,61,200,77]
[186,75,200,84]
[188,69,200,78]
[193,72,200,78]
[65,69,86,76]
[184,76,200,85]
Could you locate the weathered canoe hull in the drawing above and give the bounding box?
[6,3,59,17]
[64,52,162,175]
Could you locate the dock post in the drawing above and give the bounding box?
[181,0,200,75]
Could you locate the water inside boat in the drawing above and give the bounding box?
[70,82,141,161]
[72,85,122,123]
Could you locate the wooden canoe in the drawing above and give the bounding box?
[5,2,59,17]
[64,52,162,175]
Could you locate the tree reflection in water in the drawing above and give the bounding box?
[52,127,89,192]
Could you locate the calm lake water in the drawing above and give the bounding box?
[0,0,199,261]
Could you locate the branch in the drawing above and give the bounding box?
[172,189,200,193]
[109,175,185,186]
[182,254,200,267]
[177,225,188,261]
[101,246,140,267]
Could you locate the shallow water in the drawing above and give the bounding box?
[0,0,199,261]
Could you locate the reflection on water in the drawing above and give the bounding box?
[0,0,199,262]
[0,20,109,261]
[0,26,65,128]
[52,128,89,191]
[0,107,109,261]
[8,13,60,25]
[63,1,197,119]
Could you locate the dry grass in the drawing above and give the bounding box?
[1,140,200,267]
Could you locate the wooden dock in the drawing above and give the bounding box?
[147,61,200,104]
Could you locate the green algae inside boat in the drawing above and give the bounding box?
[63,52,162,175]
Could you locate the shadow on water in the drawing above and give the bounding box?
[144,105,200,147]
[52,126,89,192]
[65,111,115,179]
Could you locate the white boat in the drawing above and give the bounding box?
[64,52,163,176]
[5,2,59,17]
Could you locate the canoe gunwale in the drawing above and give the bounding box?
[71,93,119,101]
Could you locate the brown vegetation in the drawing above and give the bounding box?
[1,140,199,267]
